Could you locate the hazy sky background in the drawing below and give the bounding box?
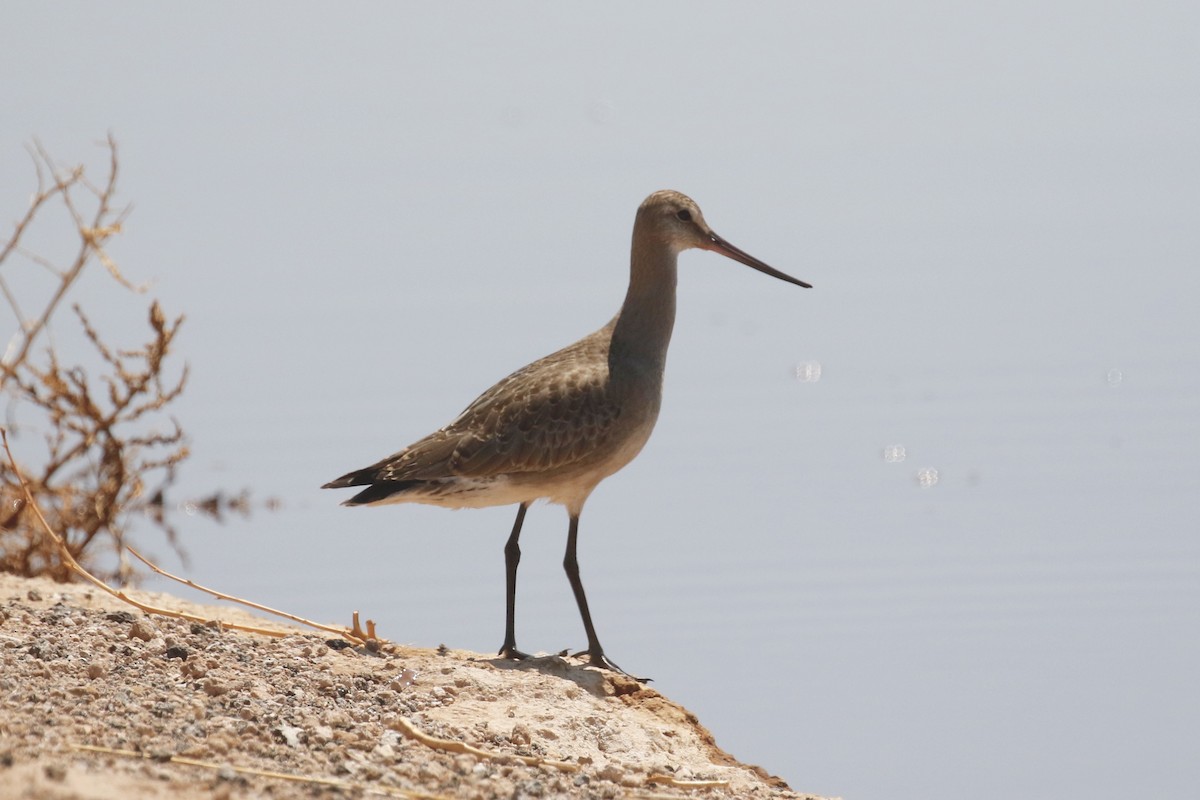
[3,4,1198,798]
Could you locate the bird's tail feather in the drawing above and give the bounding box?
[321,467,378,490]
[341,480,419,506]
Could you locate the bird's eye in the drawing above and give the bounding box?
[676,209,692,222]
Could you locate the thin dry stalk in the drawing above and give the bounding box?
[70,744,450,800]
[125,543,374,643]
[2,428,369,644]
[388,717,580,773]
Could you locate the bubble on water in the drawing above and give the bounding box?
[589,99,615,125]
[915,468,939,488]
[1106,368,1123,387]
[882,444,906,463]
[182,501,198,517]
[793,361,822,382]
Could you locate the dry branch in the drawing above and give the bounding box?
[1,135,131,386]
[1,137,194,581]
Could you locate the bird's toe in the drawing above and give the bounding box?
[571,648,649,683]
[498,644,532,661]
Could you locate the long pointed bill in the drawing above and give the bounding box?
[705,232,812,288]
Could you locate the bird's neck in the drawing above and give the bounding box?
[609,233,678,373]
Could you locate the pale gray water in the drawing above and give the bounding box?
[3,5,1198,798]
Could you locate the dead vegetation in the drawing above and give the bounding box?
[0,136,361,642]
[1,136,191,582]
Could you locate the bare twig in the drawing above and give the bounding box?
[1,135,130,387]
[69,744,450,799]
[646,774,731,789]
[125,543,369,644]
[389,717,580,773]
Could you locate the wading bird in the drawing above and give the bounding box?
[323,190,811,677]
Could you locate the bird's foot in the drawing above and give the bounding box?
[572,648,650,683]
[497,643,532,661]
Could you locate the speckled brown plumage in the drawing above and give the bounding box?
[325,319,625,507]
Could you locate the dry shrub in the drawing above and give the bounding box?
[1,136,191,582]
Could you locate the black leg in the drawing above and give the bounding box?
[498,503,529,660]
[563,513,644,680]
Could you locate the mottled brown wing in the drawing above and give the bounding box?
[360,429,462,483]
[443,361,622,477]
[365,329,620,482]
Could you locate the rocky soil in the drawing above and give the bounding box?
[0,573,826,799]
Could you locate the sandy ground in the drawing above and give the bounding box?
[0,573,828,799]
